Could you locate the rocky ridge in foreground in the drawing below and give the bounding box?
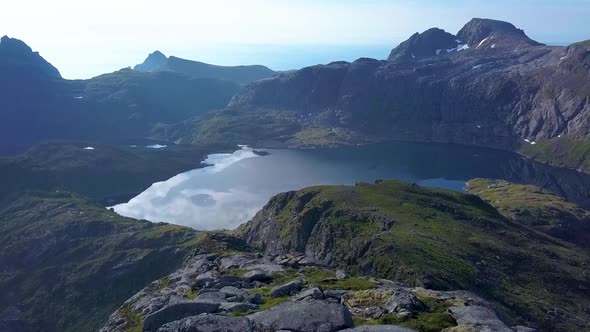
[101,242,530,332]
[102,180,590,332]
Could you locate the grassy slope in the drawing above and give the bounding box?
[160,108,373,149]
[520,136,590,173]
[0,141,228,204]
[0,69,240,155]
[238,180,590,331]
[0,191,201,332]
[177,108,302,148]
[466,178,590,248]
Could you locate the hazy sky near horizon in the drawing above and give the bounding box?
[1,0,589,79]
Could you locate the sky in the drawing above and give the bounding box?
[1,0,589,79]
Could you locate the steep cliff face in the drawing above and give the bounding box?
[236,180,590,331]
[223,18,590,150]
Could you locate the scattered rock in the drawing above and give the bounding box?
[248,300,354,332]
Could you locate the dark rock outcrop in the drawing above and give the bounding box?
[388,28,459,62]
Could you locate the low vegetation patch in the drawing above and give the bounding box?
[520,136,590,172]
[118,304,143,332]
[352,294,457,332]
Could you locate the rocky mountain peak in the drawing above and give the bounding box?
[387,27,458,62]
[134,50,169,72]
[0,35,61,79]
[456,18,543,47]
[0,35,33,54]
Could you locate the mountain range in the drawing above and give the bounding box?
[156,18,590,171]
[0,37,272,155]
[1,17,590,332]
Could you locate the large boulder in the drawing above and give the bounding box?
[295,287,325,301]
[448,305,513,332]
[385,290,428,315]
[142,302,220,332]
[192,271,218,289]
[341,326,417,332]
[270,279,305,297]
[219,302,259,313]
[156,313,253,332]
[194,292,227,303]
[244,269,274,283]
[248,300,353,332]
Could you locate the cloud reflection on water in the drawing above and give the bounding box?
[112,146,264,230]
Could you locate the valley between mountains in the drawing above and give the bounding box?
[0,17,589,332]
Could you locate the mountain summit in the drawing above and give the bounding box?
[133,50,168,72]
[0,35,61,79]
[133,52,275,84]
[387,28,459,62]
[457,18,543,47]
[388,18,543,62]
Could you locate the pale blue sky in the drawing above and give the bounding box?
[1,0,588,79]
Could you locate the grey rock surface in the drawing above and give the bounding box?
[341,326,417,332]
[449,305,514,332]
[248,300,354,332]
[385,290,428,314]
[142,302,220,332]
[155,313,253,332]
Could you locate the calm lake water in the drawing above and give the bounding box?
[113,142,590,230]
